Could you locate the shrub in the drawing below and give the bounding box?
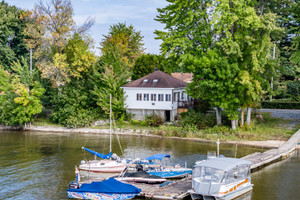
[287,80,300,101]
[261,101,300,109]
[180,110,216,129]
[145,114,164,127]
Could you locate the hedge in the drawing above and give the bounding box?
[261,101,300,109]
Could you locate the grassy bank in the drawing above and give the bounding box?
[32,113,300,141]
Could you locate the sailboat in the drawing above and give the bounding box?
[79,94,127,173]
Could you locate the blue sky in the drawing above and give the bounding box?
[6,0,168,55]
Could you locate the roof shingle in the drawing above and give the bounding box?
[122,71,187,88]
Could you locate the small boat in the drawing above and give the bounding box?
[145,154,192,178]
[189,157,253,200]
[67,177,141,200]
[116,170,167,184]
[79,94,127,173]
[79,147,127,173]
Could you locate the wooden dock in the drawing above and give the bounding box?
[79,129,300,200]
[135,129,300,199]
[242,129,300,171]
[133,176,192,199]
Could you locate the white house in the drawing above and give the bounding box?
[121,70,192,121]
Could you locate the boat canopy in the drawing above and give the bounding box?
[194,157,252,172]
[67,178,141,193]
[82,147,111,159]
[146,154,171,161]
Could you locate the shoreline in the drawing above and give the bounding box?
[0,125,285,149]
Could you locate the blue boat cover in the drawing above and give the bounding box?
[146,154,170,161]
[83,147,111,159]
[67,178,141,194]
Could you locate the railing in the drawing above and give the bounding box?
[178,101,194,109]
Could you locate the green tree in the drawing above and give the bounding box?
[101,23,144,70]
[156,0,279,130]
[0,1,28,70]
[0,59,45,126]
[22,0,95,87]
[92,65,129,119]
[289,1,300,75]
[50,75,99,128]
[132,54,165,80]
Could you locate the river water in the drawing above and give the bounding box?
[0,131,299,200]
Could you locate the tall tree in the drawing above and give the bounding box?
[22,0,95,87]
[156,0,279,130]
[100,23,144,70]
[0,1,28,70]
[0,59,45,126]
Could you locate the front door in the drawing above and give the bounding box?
[165,110,170,121]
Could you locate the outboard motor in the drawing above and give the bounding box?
[69,181,79,189]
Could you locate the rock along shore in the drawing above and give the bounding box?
[0,124,285,149]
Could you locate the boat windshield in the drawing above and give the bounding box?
[193,166,225,184]
[225,165,250,184]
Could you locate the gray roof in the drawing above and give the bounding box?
[194,157,252,172]
[122,70,187,88]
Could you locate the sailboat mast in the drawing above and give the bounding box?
[110,94,112,154]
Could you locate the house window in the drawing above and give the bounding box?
[144,93,149,101]
[143,79,148,82]
[158,94,164,101]
[173,92,178,102]
[137,93,142,101]
[181,92,185,101]
[153,79,158,83]
[151,94,156,101]
[165,94,171,101]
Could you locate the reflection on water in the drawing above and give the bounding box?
[0,131,298,199]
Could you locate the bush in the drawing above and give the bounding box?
[180,110,215,129]
[145,114,164,127]
[261,101,300,109]
[287,80,300,101]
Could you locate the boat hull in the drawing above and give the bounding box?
[79,160,127,173]
[67,191,138,200]
[116,177,166,184]
[189,185,253,200]
[147,169,192,178]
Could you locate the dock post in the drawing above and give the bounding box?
[217,139,220,157]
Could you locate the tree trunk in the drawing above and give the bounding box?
[246,108,252,125]
[241,109,244,126]
[216,107,222,125]
[231,120,237,130]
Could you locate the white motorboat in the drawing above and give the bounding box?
[189,157,253,200]
[145,154,192,178]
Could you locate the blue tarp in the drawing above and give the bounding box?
[146,154,170,161]
[83,147,111,159]
[67,178,141,194]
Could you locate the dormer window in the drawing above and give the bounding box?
[153,79,158,83]
[143,79,148,82]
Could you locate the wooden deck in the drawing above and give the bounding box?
[133,176,192,199]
